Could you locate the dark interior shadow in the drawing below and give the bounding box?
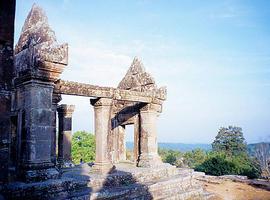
[111,102,146,130]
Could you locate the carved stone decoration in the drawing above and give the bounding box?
[14,4,68,83]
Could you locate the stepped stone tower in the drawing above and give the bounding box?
[13,4,68,181]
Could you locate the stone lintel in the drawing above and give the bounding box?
[55,80,166,103]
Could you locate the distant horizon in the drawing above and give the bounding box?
[125,141,269,145]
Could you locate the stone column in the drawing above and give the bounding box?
[118,125,126,162]
[57,104,75,166]
[134,115,140,165]
[51,93,61,164]
[137,104,162,167]
[90,98,114,174]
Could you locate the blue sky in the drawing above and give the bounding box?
[15,0,270,143]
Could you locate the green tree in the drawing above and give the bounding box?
[71,131,95,164]
[195,151,260,178]
[158,148,183,167]
[195,152,236,176]
[212,126,247,156]
[183,149,207,168]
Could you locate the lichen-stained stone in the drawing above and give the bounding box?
[14,4,68,82]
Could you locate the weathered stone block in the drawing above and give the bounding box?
[31,109,54,126]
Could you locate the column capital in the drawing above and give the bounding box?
[90,97,113,107]
[57,104,75,116]
[52,93,62,105]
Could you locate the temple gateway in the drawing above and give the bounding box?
[0,2,207,199]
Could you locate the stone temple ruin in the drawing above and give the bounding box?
[0,2,207,199]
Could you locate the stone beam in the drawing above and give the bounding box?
[54,80,166,103]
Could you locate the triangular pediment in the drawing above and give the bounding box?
[118,57,157,92]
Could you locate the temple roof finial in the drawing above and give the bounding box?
[128,56,145,75]
[14,4,68,81]
[15,3,57,54]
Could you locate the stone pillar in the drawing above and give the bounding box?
[137,104,162,167]
[57,104,75,166]
[90,98,114,174]
[51,93,61,164]
[118,125,126,161]
[16,81,60,181]
[134,115,140,165]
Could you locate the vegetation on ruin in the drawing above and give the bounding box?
[71,131,95,164]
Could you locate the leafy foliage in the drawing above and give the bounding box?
[159,148,206,168]
[183,149,207,168]
[159,126,261,178]
[159,148,183,166]
[195,152,261,178]
[196,126,261,178]
[212,126,247,156]
[71,131,95,164]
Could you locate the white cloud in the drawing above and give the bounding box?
[61,40,132,87]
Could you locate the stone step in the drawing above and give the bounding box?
[1,166,207,200]
[65,172,205,200]
[62,164,181,190]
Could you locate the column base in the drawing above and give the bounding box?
[57,159,75,168]
[92,162,115,174]
[22,167,59,182]
[137,153,163,168]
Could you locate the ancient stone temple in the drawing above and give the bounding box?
[0,2,207,199]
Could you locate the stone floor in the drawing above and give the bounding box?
[0,163,208,200]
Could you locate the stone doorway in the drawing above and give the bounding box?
[57,95,94,166]
[125,124,135,162]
